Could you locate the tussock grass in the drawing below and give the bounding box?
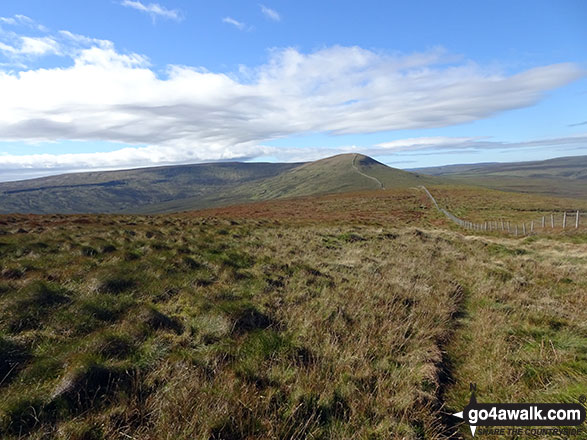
[0,189,585,439]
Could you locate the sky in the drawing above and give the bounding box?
[0,0,586,181]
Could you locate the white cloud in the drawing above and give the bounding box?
[376,137,481,152]
[222,17,246,30]
[374,134,587,153]
[1,15,32,26]
[0,27,584,176]
[0,14,47,31]
[120,0,182,21]
[0,17,17,25]
[0,42,17,54]
[0,16,60,61]
[259,4,281,21]
[0,36,60,57]
[58,30,112,50]
[0,144,277,175]
[3,132,587,181]
[19,36,60,55]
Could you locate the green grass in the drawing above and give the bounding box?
[0,187,585,439]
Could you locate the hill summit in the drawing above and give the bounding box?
[0,154,438,214]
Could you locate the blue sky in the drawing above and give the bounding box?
[0,0,586,181]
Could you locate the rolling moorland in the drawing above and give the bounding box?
[0,155,440,215]
[0,181,586,439]
[413,155,587,200]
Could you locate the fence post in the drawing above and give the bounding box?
[523,223,526,235]
[531,221,534,232]
[542,216,545,229]
[507,222,511,233]
[576,210,580,229]
[563,211,567,229]
[515,225,518,236]
[551,213,554,228]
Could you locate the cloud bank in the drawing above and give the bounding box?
[0,21,584,177]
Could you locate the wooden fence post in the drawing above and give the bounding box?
[542,216,545,229]
[576,211,580,229]
[563,212,567,229]
[515,225,518,236]
[551,213,554,228]
[531,221,534,232]
[523,223,526,235]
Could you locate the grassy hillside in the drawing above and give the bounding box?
[0,162,301,214]
[413,155,587,199]
[0,186,585,439]
[131,154,440,214]
[0,154,438,215]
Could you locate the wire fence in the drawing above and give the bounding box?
[421,186,585,236]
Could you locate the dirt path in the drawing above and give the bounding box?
[352,154,384,189]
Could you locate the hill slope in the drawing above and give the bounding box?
[413,155,587,199]
[130,154,439,214]
[0,154,439,214]
[0,162,301,214]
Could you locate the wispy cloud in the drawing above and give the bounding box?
[568,120,587,127]
[0,14,47,31]
[222,17,246,30]
[375,134,587,153]
[120,1,182,22]
[0,16,18,25]
[259,4,281,21]
[0,36,61,58]
[19,36,61,55]
[0,23,113,67]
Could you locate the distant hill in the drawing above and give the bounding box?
[133,154,439,214]
[0,154,439,214]
[412,155,587,199]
